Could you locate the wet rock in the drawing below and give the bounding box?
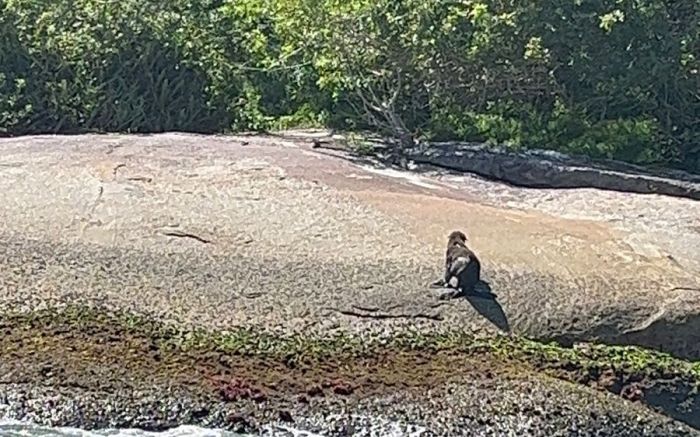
[217,378,267,403]
[226,412,253,433]
[621,383,645,403]
[278,409,294,423]
[306,385,323,397]
[597,368,623,393]
[330,380,354,396]
[191,406,209,420]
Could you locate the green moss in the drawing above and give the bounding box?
[3,305,699,386]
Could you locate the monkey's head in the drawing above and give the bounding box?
[447,230,467,244]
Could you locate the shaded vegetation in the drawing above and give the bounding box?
[0,0,698,171]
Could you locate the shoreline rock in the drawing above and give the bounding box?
[0,306,699,433]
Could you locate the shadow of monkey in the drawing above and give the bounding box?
[433,279,511,334]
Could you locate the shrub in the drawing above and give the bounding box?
[0,0,698,172]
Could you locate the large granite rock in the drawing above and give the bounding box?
[1,133,699,359]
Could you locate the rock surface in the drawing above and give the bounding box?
[406,141,700,200]
[1,133,700,359]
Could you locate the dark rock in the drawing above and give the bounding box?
[306,385,324,397]
[331,380,354,396]
[191,406,209,419]
[217,378,267,403]
[621,383,645,403]
[406,142,700,200]
[278,409,294,423]
[226,412,248,424]
[597,369,623,394]
[226,412,253,433]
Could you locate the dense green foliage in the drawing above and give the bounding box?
[1,0,698,171]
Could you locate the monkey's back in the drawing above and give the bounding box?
[447,243,481,292]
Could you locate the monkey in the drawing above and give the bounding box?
[444,230,481,292]
[432,230,481,299]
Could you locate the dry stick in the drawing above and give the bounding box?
[161,231,212,244]
[672,287,700,292]
[351,304,401,313]
[328,307,443,322]
[112,163,126,177]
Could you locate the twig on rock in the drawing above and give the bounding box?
[161,231,212,244]
[329,307,443,321]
